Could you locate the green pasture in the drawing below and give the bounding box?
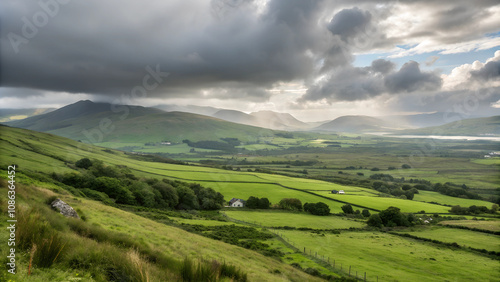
[439,220,500,232]
[224,210,366,229]
[413,191,495,207]
[318,192,451,213]
[279,230,500,282]
[397,226,500,252]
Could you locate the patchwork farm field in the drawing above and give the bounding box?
[319,192,450,213]
[439,220,500,232]
[397,226,500,252]
[223,210,366,229]
[279,230,500,282]
[413,191,495,206]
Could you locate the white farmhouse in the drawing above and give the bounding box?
[229,198,245,207]
[338,190,345,194]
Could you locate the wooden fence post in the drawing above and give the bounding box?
[364,272,366,282]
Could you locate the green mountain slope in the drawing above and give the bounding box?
[5,100,275,143]
[398,115,500,136]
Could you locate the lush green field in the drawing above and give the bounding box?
[224,210,366,229]
[279,230,500,282]
[413,191,495,207]
[439,220,500,232]
[397,226,500,252]
[318,192,450,213]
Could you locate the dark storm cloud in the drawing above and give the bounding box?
[384,61,442,93]
[371,59,395,74]
[470,61,500,81]
[300,59,441,102]
[0,0,332,100]
[327,7,371,42]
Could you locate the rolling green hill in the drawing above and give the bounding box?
[5,100,275,143]
[1,125,499,281]
[398,115,500,136]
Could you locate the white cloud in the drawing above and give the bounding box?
[442,50,500,91]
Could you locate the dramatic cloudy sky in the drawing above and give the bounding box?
[1,0,500,121]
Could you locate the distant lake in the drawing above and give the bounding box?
[370,133,500,142]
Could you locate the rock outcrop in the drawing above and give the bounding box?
[51,199,80,219]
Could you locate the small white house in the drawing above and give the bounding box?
[338,190,345,194]
[229,198,245,207]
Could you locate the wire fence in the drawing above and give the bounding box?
[222,213,379,281]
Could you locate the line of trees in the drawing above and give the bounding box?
[58,158,224,211]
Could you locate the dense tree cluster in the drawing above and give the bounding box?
[55,158,224,210]
[367,207,416,228]
[341,204,354,214]
[449,205,495,215]
[303,202,330,216]
[372,181,418,200]
[245,196,271,209]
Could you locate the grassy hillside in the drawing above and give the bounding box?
[0,180,320,281]
[398,115,500,136]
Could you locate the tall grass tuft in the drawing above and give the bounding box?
[180,257,247,282]
[127,249,150,282]
[16,208,67,268]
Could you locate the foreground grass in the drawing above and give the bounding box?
[224,210,366,229]
[279,230,500,282]
[62,195,321,281]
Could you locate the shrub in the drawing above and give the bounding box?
[75,158,93,169]
[367,214,383,228]
[341,204,354,214]
[279,198,303,211]
[362,209,371,218]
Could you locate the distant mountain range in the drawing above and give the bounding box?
[5,100,275,143]
[3,101,499,138]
